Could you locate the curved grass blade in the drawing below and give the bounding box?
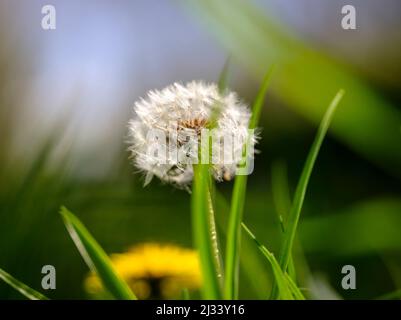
[183,0,401,178]
[376,289,401,300]
[215,190,271,298]
[271,89,345,299]
[192,164,222,299]
[207,187,223,284]
[241,223,294,300]
[60,206,136,300]
[224,68,274,299]
[249,66,276,129]
[284,273,305,300]
[208,58,231,128]
[0,267,49,300]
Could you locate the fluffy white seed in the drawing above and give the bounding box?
[127,81,256,188]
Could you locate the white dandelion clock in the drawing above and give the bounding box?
[128,81,257,188]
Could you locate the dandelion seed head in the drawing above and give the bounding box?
[128,81,256,188]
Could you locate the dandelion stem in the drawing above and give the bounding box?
[207,188,224,285]
[191,164,222,299]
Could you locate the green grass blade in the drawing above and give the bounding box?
[241,223,294,300]
[215,190,271,298]
[189,60,232,299]
[209,58,232,128]
[183,0,401,178]
[224,68,274,299]
[223,173,247,300]
[206,58,232,280]
[60,206,136,300]
[0,267,49,300]
[284,273,305,300]
[376,289,401,300]
[249,66,275,129]
[207,188,223,284]
[192,164,222,299]
[271,89,345,299]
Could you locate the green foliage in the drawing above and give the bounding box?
[0,1,400,301]
[271,90,344,298]
[224,69,274,299]
[192,165,222,299]
[0,267,49,300]
[241,223,304,300]
[183,0,401,178]
[60,207,136,300]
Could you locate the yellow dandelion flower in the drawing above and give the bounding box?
[84,243,202,299]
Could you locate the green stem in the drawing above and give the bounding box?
[191,164,222,299]
[224,174,248,299]
[224,68,274,299]
[207,189,224,285]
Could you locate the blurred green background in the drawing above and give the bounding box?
[0,0,400,299]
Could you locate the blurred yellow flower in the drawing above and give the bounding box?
[85,243,201,299]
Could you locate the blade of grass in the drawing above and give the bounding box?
[241,223,294,300]
[60,206,136,300]
[249,66,275,129]
[206,55,229,283]
[376,289,401,300]
[224,67,274,299]
[242,222,305,299]
[192,164,222,299]
[215,190,271,298]
[189,60,232,298]
[194,59,232,292]
[208,58,230,128]
[207,187,223,284]
[183,0,401,178]
[284,273,305,300]
[271,89,345,299]
[0,267,49,300]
